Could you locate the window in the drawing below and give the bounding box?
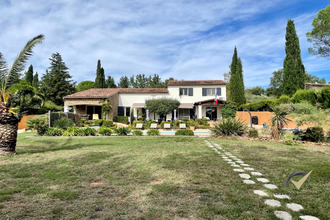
[125,107,130,117]
[202,88,222,96]
[179,88,193,96]
[118,107,124,116]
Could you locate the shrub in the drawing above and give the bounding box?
[278,95,290,104]
[293,102,317,114]
[195,118,208,126]
[284,140,299,146]
[132,130,143,136]
[93,119,104,126]
[291,90,317,105]
[45,127,64,136]
[114,127,131,136]
[277,103,295,113]
[175,129,194,136]
[239,99,279,111]
[317,87,330,109]
[304,127,324,142]
[80,119,93,127]
[114,116,129,124]
[102,120,114,127]
[248,129,258,138]
[62,127,83,136]
[211,118,247,136]
[26,116,47,135]
[187,120,197,127]
[222,103,237,119]
[53,118,75,130]
[98,127,112,136]
[82,127,97,136]
[147,129,159,136]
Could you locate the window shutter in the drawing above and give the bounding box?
[179,88,183,95]
[217,88,221,96]
[189,88,193,96]
[202,88,207,96]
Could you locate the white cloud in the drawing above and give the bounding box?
[0,0,328,88]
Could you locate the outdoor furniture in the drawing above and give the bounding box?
[135,123,143,129]
[150,123,157,129]
[179,123,186,129]
[92,114,99,120]
[163,123,171,129]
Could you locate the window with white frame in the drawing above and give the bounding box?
[179,88,193,96]
[206,88,215,96]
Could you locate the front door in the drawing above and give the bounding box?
[206,107,217,120]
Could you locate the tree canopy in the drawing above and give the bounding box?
[145,98,180,117]
[76,80,95,92]
[118,76,129,88]
[306,6,330,57]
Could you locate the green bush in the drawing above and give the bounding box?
[62,127,83,136]
[211,118,247,136]
[98,127,112,136]
[102,120,114,127]
[222,103,237,119]
[291,90,317,105]
[304,127,324,142]
[26,116,47,135]
[82,127,97,136]
[132,130,143,136]
[175,129,194,136]
[284,140,299,146]
[277,103,295,113]
[248,129,258,138]
[147,129,159,136]
[80,119,93,127]
[186,120,197,127]
[195,118,208,126]
[45,127,64,136]
[114,127,131,136]
[114,116,129,124]
[53,118,75,130]
[293,102,318,114]
[317,87,330,109]
[239,99,279,111]
[278,95,291,104]
[93,119,104,126]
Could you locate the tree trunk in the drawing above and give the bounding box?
[0,112,20,156]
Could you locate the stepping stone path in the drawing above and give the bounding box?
[274,211,292,220]
[253,190,268,197]
[265,199,281,207]
[203,140,319,220]
[264,184,278,190]
[286,203,303,212]
[274,194,290,200]
[299,216,320,220]
[251,172,263,176]
[257,178,269,183]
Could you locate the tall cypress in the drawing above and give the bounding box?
[25,64,34,85]
[100,67,106,88]
[283,19,305,96]
[95,60,106,88]
[32,72,39,88]
[229,47,246,105]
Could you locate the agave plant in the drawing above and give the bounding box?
[0,34,44,156]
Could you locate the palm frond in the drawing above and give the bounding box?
[5,34,45,89]
[0,52,8,94]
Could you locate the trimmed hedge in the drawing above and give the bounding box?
[175,129,194,136]
[114,116,129,124]
[291,90,317,105]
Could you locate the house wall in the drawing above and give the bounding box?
[167,85,226,102]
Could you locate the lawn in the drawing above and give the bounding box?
[0,133,329,219]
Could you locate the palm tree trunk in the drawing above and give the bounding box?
[0,112,20,156]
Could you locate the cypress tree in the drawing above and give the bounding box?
[95,60,106,88]
[32,72,39,88]
[229,47,246,105]
[283,19,305,96]
[25,64,34,85]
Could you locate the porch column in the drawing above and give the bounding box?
[198,105,202,118]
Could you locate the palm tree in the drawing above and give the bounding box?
[0,34,44,156]
[271,108,291,140]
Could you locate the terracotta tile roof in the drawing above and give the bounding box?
[64,88,168,99]
[168,80,226,86]
[305,83,330,87]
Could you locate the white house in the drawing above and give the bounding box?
[63,80,227,121]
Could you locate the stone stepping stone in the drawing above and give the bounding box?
[236,161,244,164]
[257,178,269,183]
[253,190,268,197]
[239,173,251,179]
[243,179,255,184]
[286,203,303,212]
[233,169,244,172]
[244,167,254,171]
[222,156,229,159]
[265,199,281,207]
[299,216,320,220]
[264,184,278,190]
[251,172,263,176]
[224,159,232,162]
[274,211,292,220]
[241,164,250,167]
[231,164,241,167]
[227,162,236,165]
[274,194,290,199]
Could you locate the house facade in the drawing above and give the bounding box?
[63,80,227,121]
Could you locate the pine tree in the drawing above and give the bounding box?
[228,47,246,105]
[40,52,76,105]
[283,19,305,96]
[25,64,34,85]
[32,72,39,88]
[118,76,129,88]
[106,76,117,88]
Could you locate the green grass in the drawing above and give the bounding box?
[0,133,328,219]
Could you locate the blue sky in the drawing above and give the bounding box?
[0,0,329,88]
